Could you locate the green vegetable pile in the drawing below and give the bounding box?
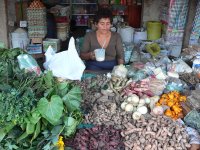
[0,48,84,149]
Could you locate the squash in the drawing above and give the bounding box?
[164,109,174,117]
[159,91,187,119]
[171,105,182,115]
[166,100,175,107]
[158,97,167,105]
[179,96,186,102]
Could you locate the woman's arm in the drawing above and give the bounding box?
[116,34,124,64]
[80,33,95,60]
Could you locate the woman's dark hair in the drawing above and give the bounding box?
[94,7,113,24]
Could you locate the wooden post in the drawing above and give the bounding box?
[182,0,198,48]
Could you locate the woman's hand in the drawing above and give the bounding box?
[80,51,95,60]
[117,58,124,65]
[90,51,96,60]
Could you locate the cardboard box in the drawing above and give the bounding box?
[27,44,42,54]
[43,38,60,52]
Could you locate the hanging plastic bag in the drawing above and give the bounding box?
[17,54,41,75]
[43,37,86,80]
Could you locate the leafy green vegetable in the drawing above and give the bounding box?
[57,82,70,97]
[63,86,82,101]
[43,71,54,88]
[26,123,35,134]
[37,95,64,125]
[63,86,82,111]
[64,116,79,137]
[31,120,41,143]
[0,48,84,149]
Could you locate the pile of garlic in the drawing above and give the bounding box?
[121,94,150,120]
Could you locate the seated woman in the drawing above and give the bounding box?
[80,7,124,71]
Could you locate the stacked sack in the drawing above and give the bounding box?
[27,0,47,38]
[50,5,70,41]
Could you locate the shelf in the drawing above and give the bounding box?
[72,14,95,15]
[72,3,97,4]
[75,24,88,26]
[113,14,128,16]
[60,2,96,4]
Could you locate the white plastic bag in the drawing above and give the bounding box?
[17,54,41,75]
[43,37,86,80]
[171,59,192,73]
[112,64,128,78]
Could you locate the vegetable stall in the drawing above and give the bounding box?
[0,46,200,150]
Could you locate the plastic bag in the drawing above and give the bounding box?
[17,54,41,75]
[43,37,86,80]
[127,62,147,81]
[171,59,192,73]
[184,110,200,134]
[186,127,200,144]
[164,77,188,92]
[112,64,128,78]
[149,78,166,96]
[187,90,200,109]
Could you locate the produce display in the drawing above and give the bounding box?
[122,115,190,150]
[157,91,186,119]
[66,125,124,150]
[73,72,194,149]
[0,48,83,149]
[1,46,199,149]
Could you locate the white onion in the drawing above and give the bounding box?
[121,102,128,110]
[125,104,134,112]
[132,111,142,120]
[137,106,148,114]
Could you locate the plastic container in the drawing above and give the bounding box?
[11,28,29,49]
[118,26,134,43]
[94,48,105,61]
[192,53,200,78]
[147,21,162,40]
[133,29,147,44]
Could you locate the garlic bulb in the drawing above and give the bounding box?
[137,106,148,114]
[121,102,128,110]
[138,99,145,107]
[130,94,139,103]
[125,104,134,112]
[132,111,142,120]
[126,97,134,103]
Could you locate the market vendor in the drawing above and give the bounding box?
[80,7,124,71]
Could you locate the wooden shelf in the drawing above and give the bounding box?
[60,2,96,4]
[72,14,95,15]
[75,24,88,26]
[72,3,97,4]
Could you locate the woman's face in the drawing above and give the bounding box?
[96,18,111,33]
